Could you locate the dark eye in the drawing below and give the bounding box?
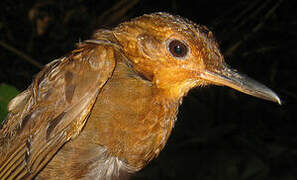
[168,40,188,58]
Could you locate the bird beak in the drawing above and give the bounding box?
[200,66,281,105]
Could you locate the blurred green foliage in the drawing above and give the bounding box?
[0,83,19,123]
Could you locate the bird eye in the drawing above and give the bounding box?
[168,40,188,58]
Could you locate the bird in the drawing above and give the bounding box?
[0,12,281,180]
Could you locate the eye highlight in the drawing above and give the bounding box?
[168,39,188,58]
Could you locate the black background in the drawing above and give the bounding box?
[0,0,296,179]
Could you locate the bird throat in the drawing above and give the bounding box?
[85,60,180,171]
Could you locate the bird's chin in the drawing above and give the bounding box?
[171,80,206,100]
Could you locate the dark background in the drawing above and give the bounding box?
[0,0,296,179]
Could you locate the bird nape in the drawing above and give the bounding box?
[0,12,280,180]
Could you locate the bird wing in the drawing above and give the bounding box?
[0,41,116,179]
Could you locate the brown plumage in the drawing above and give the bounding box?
[0,12,280,180]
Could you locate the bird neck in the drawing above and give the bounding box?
[85,60,181,171]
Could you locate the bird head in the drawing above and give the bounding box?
[113,12,280,104]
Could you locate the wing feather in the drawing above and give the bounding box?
[0,41,117,179]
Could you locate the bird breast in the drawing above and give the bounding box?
[37,58,180,179]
